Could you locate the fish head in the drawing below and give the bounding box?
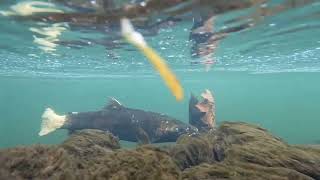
[189,89,215,131]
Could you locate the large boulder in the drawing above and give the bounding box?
[61,129,120,159]
[92,146,180,180]
[171,122,320,179]
[0,129,180,180]
[182,163,313,180]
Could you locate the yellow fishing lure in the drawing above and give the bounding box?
[121,18,184,101]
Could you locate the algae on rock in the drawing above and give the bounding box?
[1,122,320,180]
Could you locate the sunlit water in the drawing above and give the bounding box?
[0,0,320,148]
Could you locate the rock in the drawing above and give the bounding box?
[170,122,320,179]
[182,163,313,180]
[0,122,320,180]
[61,129,120,159]
[92,146,180,180]
[0,129,180,180]
[218,122,320,179]
[298,144,320,149]
[0,145,81,179]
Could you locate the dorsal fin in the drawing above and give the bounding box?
[104,97,122,110]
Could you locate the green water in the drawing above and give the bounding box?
[1,71,319,148]
[1,0,320,148]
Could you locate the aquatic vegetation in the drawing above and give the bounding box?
[1,122,320,179]
[121,18,184,101]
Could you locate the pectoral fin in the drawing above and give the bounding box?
[136,127,150,145]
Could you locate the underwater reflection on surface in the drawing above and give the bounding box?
[0,0,319,75]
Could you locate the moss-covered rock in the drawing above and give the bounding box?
[0,145,84,179]
[61,129,120,159]
[0,129,180,180]
[171,122,320,179]
[1,122,320,180]
[182,163,313,180]
[92,146,180,180]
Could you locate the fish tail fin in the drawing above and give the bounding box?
[39,108,66,136]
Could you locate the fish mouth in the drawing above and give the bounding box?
[189,89,215,131]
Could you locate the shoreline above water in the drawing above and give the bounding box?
[1,121,319,179]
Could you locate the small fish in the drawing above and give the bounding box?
[39,97,198,144]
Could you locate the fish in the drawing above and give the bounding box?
[39,97,198,144]
[189,89,215,131]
